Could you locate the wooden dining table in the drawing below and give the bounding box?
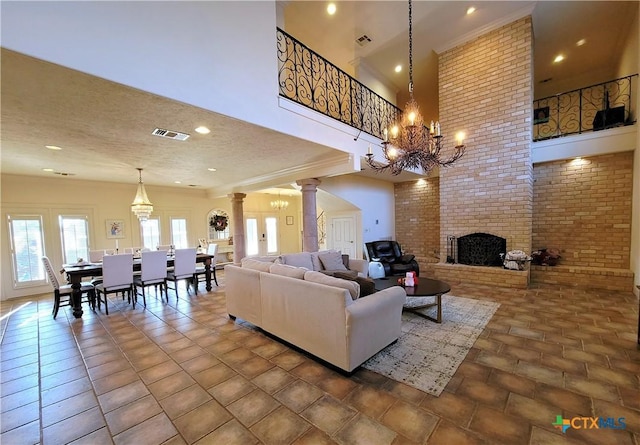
[62,253,215,318]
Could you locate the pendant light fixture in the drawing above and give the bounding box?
[131,168,154,222]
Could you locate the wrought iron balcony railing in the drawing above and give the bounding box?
[533,75,637,141]
[277,27,400,140]
[277,28,637,144]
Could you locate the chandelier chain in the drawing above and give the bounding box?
[409,0,413,93]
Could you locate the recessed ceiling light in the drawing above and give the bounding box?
[45,145,62,150]
[195,126,210,134]
[576,39,586,47]
[207,168,217,172]
[327,3,336,15]
[553,54,565,63]
[394,65,402,73]
[174,181,182,184]
[466,6,476,15]
[42,168,54,172]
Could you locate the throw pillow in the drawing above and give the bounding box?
[319,251,348,271]
[333,271,376,297]
[310,249,339,271]
[280,252,314,270]
[303,271,360,300]
[269,263,307,279]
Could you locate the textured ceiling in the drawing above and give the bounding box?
[1,1,636,196]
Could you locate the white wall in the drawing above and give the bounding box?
[318,175,396,246]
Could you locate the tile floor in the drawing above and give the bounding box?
[1,271,639,445]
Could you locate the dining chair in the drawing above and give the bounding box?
[134,250,167,305]
[87,250,106,286]
[193,243,218,291]
[89,250,106,263]
[95,253,134,314]
[165,248,197,300]
[42,256,95,319]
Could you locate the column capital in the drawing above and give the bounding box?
[227,193,247,202]
[296,178,321,190]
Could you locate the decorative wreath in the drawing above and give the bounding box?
[209,214,228,231]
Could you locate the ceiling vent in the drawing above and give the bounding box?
[152,128,190,141]
[355,34,372,47]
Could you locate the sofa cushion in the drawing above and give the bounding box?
[304,270,360,300]
[323,269,358,278]
[241,258,273,272]
[279,252,314,270]
[270,263,307,279]
[319,251,348,271]
[334,272,376,297]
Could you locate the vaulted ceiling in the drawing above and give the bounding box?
[1,1,637,194]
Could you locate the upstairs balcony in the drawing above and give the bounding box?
[533,75,638,142]
[277,28,637,146]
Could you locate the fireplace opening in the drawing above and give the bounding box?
[457,233,506,266]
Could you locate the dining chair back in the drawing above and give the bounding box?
[165,248,197,300]
[95,253,134,314]
[42,256,95,319]
[134,250,168,305]
[89,250,105,263]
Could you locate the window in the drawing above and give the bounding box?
[59,215,90,264]
[8,215,46,287]
[170,218,188,249]
[141,218,160,250]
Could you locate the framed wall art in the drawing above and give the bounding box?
[106,219,125,239]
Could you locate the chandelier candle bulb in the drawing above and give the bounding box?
[435,122,441,136]
[430,121,435,134]
[367,144,372,155]
[456,132,465,147]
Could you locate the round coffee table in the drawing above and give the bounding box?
[373,277,451,323]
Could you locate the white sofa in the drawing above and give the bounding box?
[225,256,406,373]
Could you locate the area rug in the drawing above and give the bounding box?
[362,294,500,396]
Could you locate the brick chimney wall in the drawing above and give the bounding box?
[438,17,534,260]
[395,176,440,267]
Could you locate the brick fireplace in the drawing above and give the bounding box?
[395,17,534,289]
[393,16,633,291]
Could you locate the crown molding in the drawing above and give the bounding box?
[434,4,535,54]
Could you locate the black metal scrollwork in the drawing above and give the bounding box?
[277,28,401,140]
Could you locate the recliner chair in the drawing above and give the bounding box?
[365,240,420,277]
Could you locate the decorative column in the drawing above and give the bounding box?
[296,179,321,252]
[229,193,247,263]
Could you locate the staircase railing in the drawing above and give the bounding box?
[533,74,637,141]
[276,27,400,140]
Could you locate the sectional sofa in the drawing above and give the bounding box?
[224,251,406,373]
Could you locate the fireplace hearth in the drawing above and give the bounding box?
[457,233,506,267]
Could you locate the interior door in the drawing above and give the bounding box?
[331,216,356,257]
[245,214,279,256]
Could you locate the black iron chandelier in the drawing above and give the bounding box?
[366,0,466,175]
